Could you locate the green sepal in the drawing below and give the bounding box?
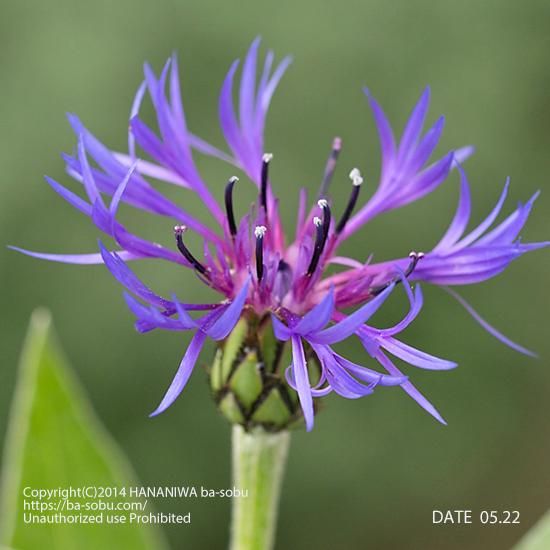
[219,393,245,424]
[210,318,248,392]
[210,348,224,392]
[259,321,278,372]
[210,315,308,432]
[229,351,263,408]
[251,388,292,428]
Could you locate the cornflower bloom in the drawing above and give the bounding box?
[12,38,547,431]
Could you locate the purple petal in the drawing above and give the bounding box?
[257,50,274,110]
[109,162,138,219]
[144,60,180,150]
[291,335,314,431]
[203,277,250,340]
[397,86,430,162]
[414,247,525,285]
[188,133,235,164]
[255,55,292,149]
[453,178,510,250]
[317,348,376,399]
[44,176,92,216]
[130,116,173,168]
[377,337,457,370]
[99,242,172,308]
[364,89,396,181]
[93,203,187,265]
[114,153,191,188]
[443,286,537,357]
[400,152,454,206]
[219,60,249,172]
[9,246,142,264]
[294,288,335,335]
[404,115,445,174]
[259,55,292,114]
[239,37,261,158]
[150,330,207,416]
[124,292,196,331]
[77,135,103,205]
[310,283,395,345]
[168,53,187,131]
[171,293,201,327]
[68,114,123,175]
[285,366,332,398]
[375,280,423,336]
[328,348,407,386]
[65,139,203,224]
[376,351,447,425]
[128,81,147,158]
[295,187,308,240]
[271,315,292,341]
[433,164,471,252]
[477,192,540,246]
[453,145,475,165]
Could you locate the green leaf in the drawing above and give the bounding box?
[514,511,550,550]
[0,309,169,550]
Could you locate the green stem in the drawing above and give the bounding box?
[230,425,291,550]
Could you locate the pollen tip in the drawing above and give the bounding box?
[349,168,363,186]
[418,251,425,259]
[317,199,329,209]
[174,225,187,235]
[313,216,322,226]
[262,153,273,163]
[254,225,267,238]
[409,251,418,258]
[229,175,239,183]
[332,137,342,150]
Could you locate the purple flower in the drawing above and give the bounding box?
[12,38,548,430]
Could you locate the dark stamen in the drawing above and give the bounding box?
[306,200,331,276]
[306,218,325,277]
[371,251,424,296]
[260,153,273,213]
[174,225,208,276]
[318,137,342,199]
[278,259,290,272]
[224,176,239,237]
[255,225,267,282]
[336,168,363,234]
[404,250,424,277]
[319,199,331,238]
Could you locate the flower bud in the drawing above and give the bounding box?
[210,317,313,432]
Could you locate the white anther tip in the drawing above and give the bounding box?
[262,153,273,163]
[254,225,267,238]
[229,176,239,183]
[313,216,322,227]
[174,225,186,234]
[317,199,329,209]
[349,168,363,186]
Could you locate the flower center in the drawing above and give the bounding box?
[170,141,418,314]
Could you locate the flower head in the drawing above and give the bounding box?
[12,38,548,431]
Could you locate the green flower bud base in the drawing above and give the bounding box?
[210,316,314,432]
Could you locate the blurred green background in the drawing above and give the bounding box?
[1,1,549,548]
